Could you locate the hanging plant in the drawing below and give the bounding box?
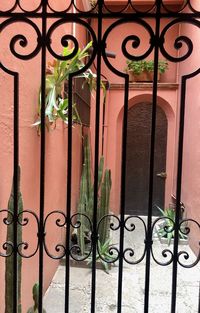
[33,41,104,131]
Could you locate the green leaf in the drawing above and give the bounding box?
[57,110,68,123]
[58,98,68,111]
[63,46,74,57]
[156,205,165,216]
[45,88,57,122]
[78,41,93,59]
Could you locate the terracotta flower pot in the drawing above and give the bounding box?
[127,70,160,82]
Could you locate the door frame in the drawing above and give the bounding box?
[115,93,176,215]
[125,101,168,216]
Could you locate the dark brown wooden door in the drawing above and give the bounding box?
[125,102,167,216]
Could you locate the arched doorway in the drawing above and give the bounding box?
[125,102,167,216]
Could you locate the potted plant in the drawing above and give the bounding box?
[125,59,168,82]
[155,205,188,246]
[126,60,146,82]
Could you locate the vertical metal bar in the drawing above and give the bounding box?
[198,281,200,313]
[144,1,161,312]
[171,77,186,313]
[38,1,47,312]
[91,2,103,312]
[64,75,73,313]
[13,72,19,313]
[117,77,129,313]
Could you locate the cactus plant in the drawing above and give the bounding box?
[77,162,88,255]
[77,136,112,255]
[77,139,90,254]
[98,169,112,245]
[5,166,23,313]
[27,283,46,313]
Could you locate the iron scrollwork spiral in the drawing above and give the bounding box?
[177,219,200,268]
[102,18,155,79]
[123,215,147,264]
[46,18,97,73]
[151,217,200,268]
[97,214,121,264]
[151,217,175,266]
[43,211,67,260]
[0,209,14,257]
[16,210,40,258]
[70,213,93,261]
[0,17,42,61]
[159,18,200,63]
[0,209,40,258]
[96,214,148,265]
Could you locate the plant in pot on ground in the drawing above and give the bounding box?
[125,59,168,82]
[73,135,116,272]
[155,205,188,246]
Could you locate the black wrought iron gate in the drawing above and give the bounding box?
[0,1,200,312]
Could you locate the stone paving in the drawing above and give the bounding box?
[44,217,200,313]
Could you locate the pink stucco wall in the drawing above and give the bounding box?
[0,1,84,311]
[0,1,199,311]
[88,0,199,257]
[0,75,82,312]
[90,17,179,215]
[90,9,199,257]
[175,0,200,255]
[104,87,178,214]
[98,18,178,84]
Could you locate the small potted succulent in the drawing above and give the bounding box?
[125,59,168,82]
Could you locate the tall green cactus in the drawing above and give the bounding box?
[98,169,112,245]
[5,166,23,313]
[77,136,112,255]
[27,283,46,313]
[77,137,92,255]
[77,163,88,256]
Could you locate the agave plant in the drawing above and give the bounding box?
[156,205,187,246]
[33,41,99,130]
[87,239,117,274]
